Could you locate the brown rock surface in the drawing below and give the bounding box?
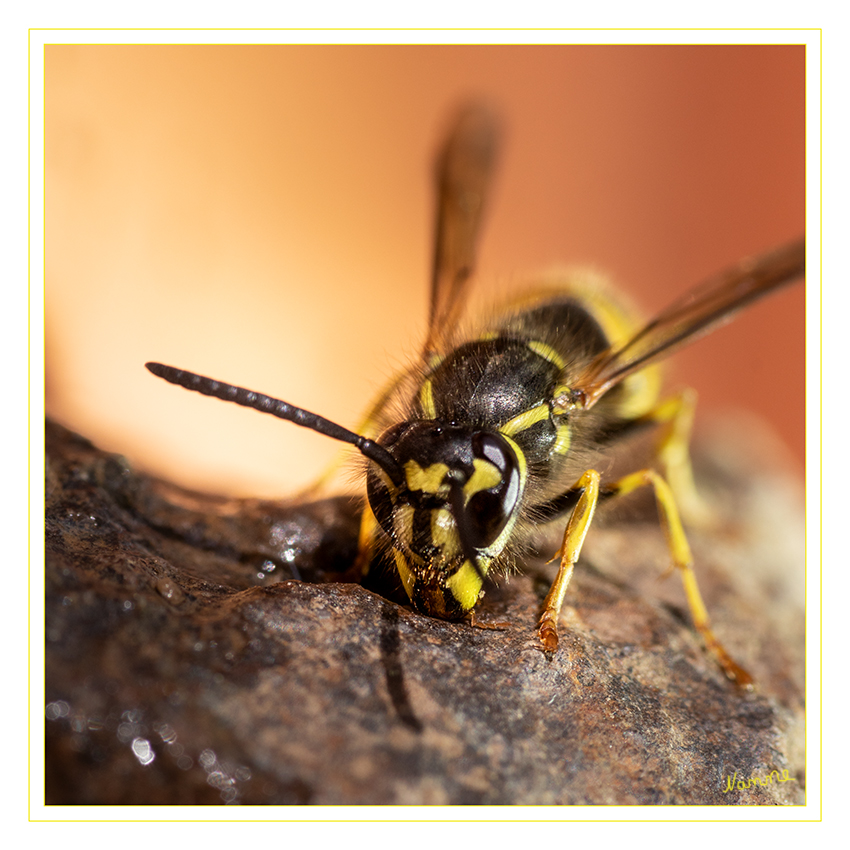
[44,418,804,806]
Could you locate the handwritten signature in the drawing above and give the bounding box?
[722,768,796,793]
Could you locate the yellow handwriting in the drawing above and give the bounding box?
[722,768,795,793]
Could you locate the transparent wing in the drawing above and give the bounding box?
[572,238,806,409]
[422,102,500,356]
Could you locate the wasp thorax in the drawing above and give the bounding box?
[366,420,526,619]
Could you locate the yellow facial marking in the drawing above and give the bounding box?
[405,460,450,494]
[445,559,486,612]
[527,339,565,370]
[430,507,459,558]
[464,458,502,497]
[500,402,549,438]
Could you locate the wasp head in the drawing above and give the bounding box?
[366,420,526,620]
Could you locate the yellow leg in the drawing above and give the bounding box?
[640,388,714,528]
[607,468,752,689]
[537,469,600,652]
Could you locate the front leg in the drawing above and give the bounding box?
[537,469,600,652]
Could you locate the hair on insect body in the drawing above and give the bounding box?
[147,104,804,689]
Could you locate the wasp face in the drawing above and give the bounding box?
[366,420,526,619]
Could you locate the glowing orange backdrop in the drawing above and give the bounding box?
[45,44,805,497]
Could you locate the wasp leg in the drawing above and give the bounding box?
[637,388,714,528]
[537,469,601,653]
[605,468,753,689]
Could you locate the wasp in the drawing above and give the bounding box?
[146,105,804,688]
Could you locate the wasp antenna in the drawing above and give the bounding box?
[144,362,404,487]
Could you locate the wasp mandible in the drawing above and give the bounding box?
[147,104,804,688]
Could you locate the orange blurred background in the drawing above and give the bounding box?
[45,44,805,498]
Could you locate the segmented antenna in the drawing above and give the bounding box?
[145,362,404,487]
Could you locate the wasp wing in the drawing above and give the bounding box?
[330,105,500,449]
[573,238,806,409]
[422,103,500,356]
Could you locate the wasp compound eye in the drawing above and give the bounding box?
[463,432,522,550]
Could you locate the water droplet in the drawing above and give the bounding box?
[45,700,70,721]
[131,737,155,766]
